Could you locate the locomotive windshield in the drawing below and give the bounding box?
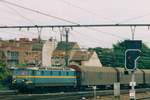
[13,68,28,76]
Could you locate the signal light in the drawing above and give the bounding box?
[125,49,141,70]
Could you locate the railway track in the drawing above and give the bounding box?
[137,96,150,100]
[0,88,150,100]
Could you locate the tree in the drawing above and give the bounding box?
[112,40,150,69]
[94,40,150,69]
[138,43,150,69]
[0,60,10,80]
[94,47,114,67]
[112,41,126,67]
[0,60,6,68]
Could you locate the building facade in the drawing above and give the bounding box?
[51,41,102,67]
[42,38,57,67]
[0,38,102,67]
[0,38,43,67]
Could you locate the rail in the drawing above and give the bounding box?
[137,97,150,100]
[0,88,150,100]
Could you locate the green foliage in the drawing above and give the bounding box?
[112,41,125,67]
[0,60,11,80]
[17,63,28,67]
[94,40,150,69]
[138,43,150,69]
[94,47,114,67]
[0,60,6,68]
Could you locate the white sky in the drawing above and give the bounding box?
[0,0,150,48]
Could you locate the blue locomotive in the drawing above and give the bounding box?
[12,67,79,91]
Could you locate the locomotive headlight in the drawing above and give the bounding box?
[12,75,16,79]
[12,80,16,84]
[25,80,32,84]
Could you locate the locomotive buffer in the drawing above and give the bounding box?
[125,40,142,100]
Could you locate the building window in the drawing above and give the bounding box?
[25,52,28,56]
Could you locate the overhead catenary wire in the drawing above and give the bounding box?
[86,27,127,39]
[1,0,150,27]
[0,0,125,39]
[2,0,150,25]
[5,4,35,25]
[58,0,150,26]
[57,0,117,23]
[2,4,45,40]
[1,0,150,41]
[1,1,150,28]
[118,12,150,24]
[0,0,79,25]
[70,30,106,45]
[0,30,35,37]
[1,24,150,29]
[0,23,149,41]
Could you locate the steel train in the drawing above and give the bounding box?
[12,66,150,91]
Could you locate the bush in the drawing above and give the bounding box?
[0,61,12,88]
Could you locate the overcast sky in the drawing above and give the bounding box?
[0,0,150,48]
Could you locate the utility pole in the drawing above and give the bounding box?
[130,71,136,100]
[93,86,96,100]
[64,28,69,67]
[132,32,134,40]
[130,30,136,100]
[37,27,42,43]
[130,26,136,41]
[88,86,97,100]
[128,26,136,100]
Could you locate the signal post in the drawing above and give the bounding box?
[125,40,142,100]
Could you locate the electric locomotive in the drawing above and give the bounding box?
[12,67,78,91]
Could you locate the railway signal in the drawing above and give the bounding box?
[124,40,142,100]
[125,49,141,70]
[125,40,142,71]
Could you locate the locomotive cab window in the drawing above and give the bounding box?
[37,71,41,75]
